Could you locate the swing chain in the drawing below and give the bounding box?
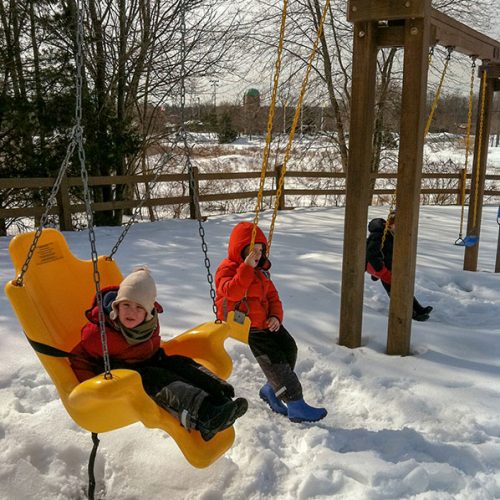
[75,0,112,377]
[250,0,289,252]
[267,0,331,253]
[179,3,218,319]
[14,140,76,286]
[455,55,477,245]
[107,158,169,260]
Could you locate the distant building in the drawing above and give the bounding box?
[243,88,261,136]
[244,88,260,108]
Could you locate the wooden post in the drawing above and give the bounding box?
[387,14,431,356]
[275,164,285,210]
[464,67,495,271]
[338,20,378,348]
[189,166,200,219]
[56,174,73,231]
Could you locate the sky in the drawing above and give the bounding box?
[210,1,500,106]
[1,197,500,499]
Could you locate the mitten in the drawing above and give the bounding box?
[378,266,392,284]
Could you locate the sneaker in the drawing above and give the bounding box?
[412,312,430,322]
[198,398,248,442]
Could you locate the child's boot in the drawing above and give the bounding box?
[197,397,248,441]
[287,398,327,423]
[259,383,288,416]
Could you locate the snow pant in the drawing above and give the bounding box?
[380,281,427,315]
[110,349,234,430]
[248,325,302,402]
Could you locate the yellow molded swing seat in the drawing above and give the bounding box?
[4,228,250,468]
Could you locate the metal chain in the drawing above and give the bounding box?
[179,2,218,319]
[15,138,76,285]
[457,56,476,242]
[471,65,488,229]
[267,0,330,253]
[424,46,453,138]
[250,0,288,252]
[75,0,111,378]
[107,160,169,259]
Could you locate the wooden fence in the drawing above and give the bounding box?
[1,166,500,233]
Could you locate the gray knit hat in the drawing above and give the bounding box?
[110,267,157,321]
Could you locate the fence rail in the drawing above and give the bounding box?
[1,166,499,233]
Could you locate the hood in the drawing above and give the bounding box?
[368,218,387,233]
[228,222,268,263]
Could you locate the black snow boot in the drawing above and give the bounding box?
[412,311,430,321]
[197,397,248,441]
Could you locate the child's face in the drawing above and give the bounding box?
[118,300,147,328]
[243,243,264,258]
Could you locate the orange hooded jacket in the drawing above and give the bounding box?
[215,222,283,330]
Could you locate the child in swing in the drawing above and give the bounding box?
[366,211,433,321]
[70,267,248,441]
[215,221,327,423]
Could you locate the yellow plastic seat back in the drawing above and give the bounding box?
[5,228,250,468]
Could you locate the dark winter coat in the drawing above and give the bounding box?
[70,286,163,382]
[366,218,393,282]
[215,222,283,329]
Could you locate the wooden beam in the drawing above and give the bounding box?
[338,20,378,349]
[347,0,430,23]
[431,9,500,63]
[347,1,500,63]
[387,16,431,356]
[377,24,405,48]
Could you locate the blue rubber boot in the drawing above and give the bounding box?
[259,383,288,416]
[287,399,327,423]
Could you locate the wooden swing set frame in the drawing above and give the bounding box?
[339,0,500,355]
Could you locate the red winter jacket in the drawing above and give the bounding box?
[70,286,163,382]
[215,222,283,329]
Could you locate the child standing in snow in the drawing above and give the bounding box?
[70,267,247,441]
[366,211,433,321]
[215,222,327,423]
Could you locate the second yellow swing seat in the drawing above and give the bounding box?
[4,228,250,468]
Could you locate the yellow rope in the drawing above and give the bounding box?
[266,0,331,254]
[424,47,453,138]
[471,66,488,229]
[457,57,476,239]
[380,210,396,252]
[250,0,288,251]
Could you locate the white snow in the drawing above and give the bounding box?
[1,202,500,499]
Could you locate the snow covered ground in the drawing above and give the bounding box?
[1,204,500,499]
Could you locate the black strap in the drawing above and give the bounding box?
[88,432,100,500]
[25,335,77,358]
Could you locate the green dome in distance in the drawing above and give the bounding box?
[245,88,260,97]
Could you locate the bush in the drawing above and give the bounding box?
[217,112,238,144]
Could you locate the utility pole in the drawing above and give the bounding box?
[210,79,219,111]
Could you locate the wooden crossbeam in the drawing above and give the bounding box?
[431,9,500,62]
[348,0,500,64]
[347,0,430,23]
